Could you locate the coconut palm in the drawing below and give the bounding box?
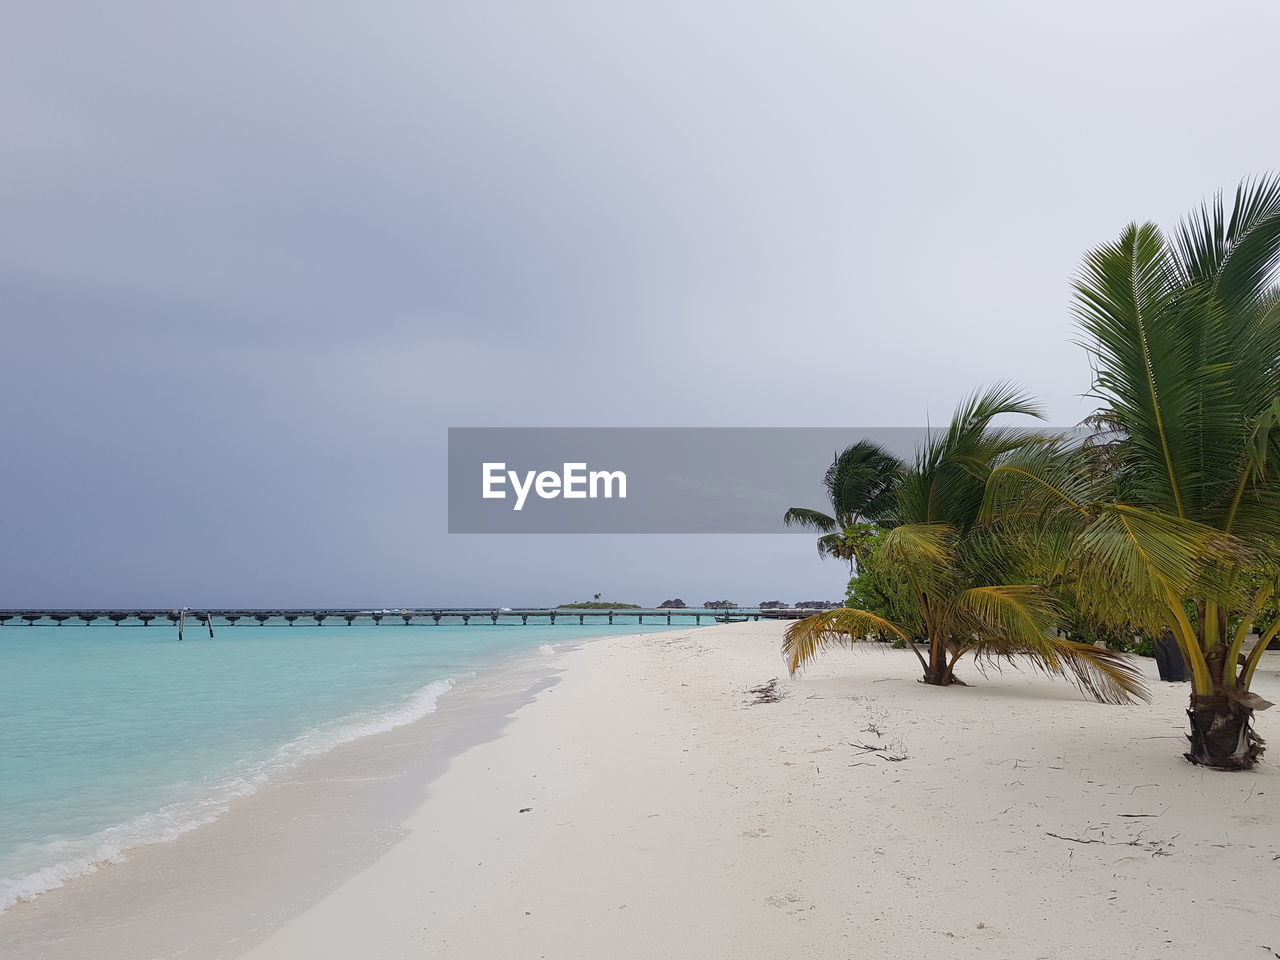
[783,440,904,571]
[985,176,1280,769]
[783,385,1148,704]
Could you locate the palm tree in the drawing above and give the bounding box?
[783,385,1148,703]
[783,440,904,571]
[985,176,1280,769]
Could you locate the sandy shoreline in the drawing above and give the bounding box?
[0,641,575,959]
[7,622,1280,958]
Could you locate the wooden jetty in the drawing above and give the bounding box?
[0,606,826,631]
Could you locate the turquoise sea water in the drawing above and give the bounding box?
[0,618,699,910]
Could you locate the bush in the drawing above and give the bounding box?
[558,601,641,609]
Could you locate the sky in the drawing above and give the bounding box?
[3,1,1279,608]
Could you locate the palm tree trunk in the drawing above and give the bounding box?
[1185,692,1264,770]
[923,636,950,686]
[1184,638,1264,768]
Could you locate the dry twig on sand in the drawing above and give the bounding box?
[746,679,785,704]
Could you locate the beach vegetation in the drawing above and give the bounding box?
[784,385,1149,704]
[558,601,641,609]
[784,441,904,571]
[984,176,1280,768]
[843,531,919,637]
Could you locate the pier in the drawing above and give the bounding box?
[0,607,821,631]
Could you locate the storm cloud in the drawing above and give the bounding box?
[3,1,1277,606]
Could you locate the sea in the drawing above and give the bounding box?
[0,615,705,911]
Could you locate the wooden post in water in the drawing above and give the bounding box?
[177,610,185,642]
[206,613,215,638]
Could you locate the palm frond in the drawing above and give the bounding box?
[1175,173,1280,313]
[982,438,1092,525]
[783,507,837,533]
[878,522,954,567]
[955,585,1059,643]
[1044,639,1150,705]
[824,441,905,525]
[782,608,911,675]
[1075,503,1241,598]
[898,382,1046,528]
[815,531,844,560]
[1077,222,1212,514]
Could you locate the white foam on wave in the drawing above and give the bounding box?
[0,677,454,913]
[538,643,558,654]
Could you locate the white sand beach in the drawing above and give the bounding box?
[237,621,1280,959]
[6,621,1279,959]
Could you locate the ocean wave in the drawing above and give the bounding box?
[0,677,454,913]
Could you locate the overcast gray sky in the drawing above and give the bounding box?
[3,1,1277,607]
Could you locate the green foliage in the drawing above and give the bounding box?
[981,175,1280,767]
[784,441,904,569]
[844,531,920,634]
[785,385,1150,705]
[557,601,641,609]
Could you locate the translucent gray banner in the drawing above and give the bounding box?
[448,427,934,533]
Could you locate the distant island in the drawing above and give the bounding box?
[557,601,642,609]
